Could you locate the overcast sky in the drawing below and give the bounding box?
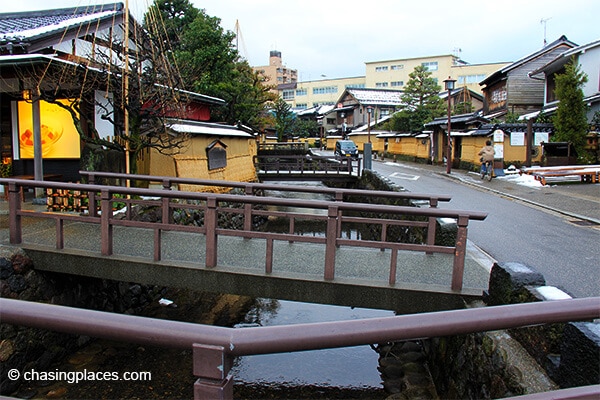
[6,0,600,81]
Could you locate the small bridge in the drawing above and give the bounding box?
[254,154,361,182]
[1,173,488,313]
[255,142,361,182]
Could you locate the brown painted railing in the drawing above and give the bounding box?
[80,170,417,203]
[253,154,362,178]
[80,171,452,251]
[1,297,598,399]
[2,177,484,290]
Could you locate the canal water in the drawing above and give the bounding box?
[232,299,395,388]
[13,181,398,399]
[230,182,395,391]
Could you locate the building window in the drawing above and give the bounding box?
[457,74,487,84]
[391,81,404,87]
[391,64,404,70]
[296,88,307,96]
[345,83,365,89]
[282,90,294,100]
[313,86,338,95]
[376,82,389,87]
[295,103,308,109]
[375,66,389,72]
[421,62,438,71]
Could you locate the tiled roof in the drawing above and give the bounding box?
[0,3,123,53]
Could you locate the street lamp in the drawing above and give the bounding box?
[444,76,456,174]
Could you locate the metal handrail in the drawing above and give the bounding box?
[1,178,486,291]
[1,297,598,399]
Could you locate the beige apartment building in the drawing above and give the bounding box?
[253,50,298,89]
[366,54,508,94]
[282,76,367,109]
[276,53,509,110]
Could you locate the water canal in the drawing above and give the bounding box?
[12,181,397,399]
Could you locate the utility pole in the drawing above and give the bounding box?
[123,0,130,187]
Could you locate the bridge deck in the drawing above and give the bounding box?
[0,214,490,313]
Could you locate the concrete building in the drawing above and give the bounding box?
[253,50,298,90]
[277,53,508,110]
[365,54,506,94]
[283,76,366,109]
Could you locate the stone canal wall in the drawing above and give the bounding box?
[0,247,166,395]
[357,170,599,398]
[422,262,599,399]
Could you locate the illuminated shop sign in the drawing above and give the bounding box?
[18,99,81,159]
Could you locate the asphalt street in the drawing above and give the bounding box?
[368,156,599,298]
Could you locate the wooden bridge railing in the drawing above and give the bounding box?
[253,154,361,178]
[80,170,452,254]
[1,177,485,291]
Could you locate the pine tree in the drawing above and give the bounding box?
[388,66,445,132]
[552,57,589,160]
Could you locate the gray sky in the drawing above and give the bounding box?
[5,0,600,81]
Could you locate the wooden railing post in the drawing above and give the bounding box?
[451,215,469,291]
[205,197,218,268]
[426,197,439,253]
[334,192,343,240]
[243,185,253,232]
[100,189,113,256]
[161,179,172,225]
[193,344,233,400]
[87,173,98,218]
[8,182,22,244]
[324,205,338,280]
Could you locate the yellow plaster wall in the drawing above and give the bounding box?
[351,134,385,153]
[148,136,257,192]
[461,136,543,165]
[387,137,430,159]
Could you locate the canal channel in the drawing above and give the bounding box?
[12,181,397,399]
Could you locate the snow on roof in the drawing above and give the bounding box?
[352,114,393,132]
[346,88,404,106]
[168,121,254,138]
[295,104,335,116]
[0,10,118,41]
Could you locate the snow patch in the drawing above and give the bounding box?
[535,286,572,301]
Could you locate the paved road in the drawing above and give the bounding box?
[369,158,600,299]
